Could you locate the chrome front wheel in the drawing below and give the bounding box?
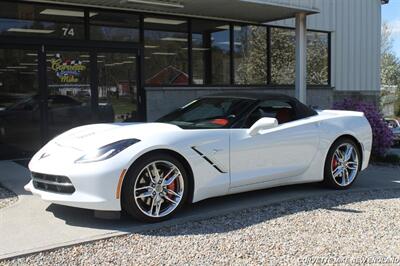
[122,153,188,222]
[134,161,184,218]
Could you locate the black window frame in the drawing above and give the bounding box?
[0,0,332,88]
[142,14,190,86]
[158,21,331,88]
[268,25,331,87]
[0,0,332,125]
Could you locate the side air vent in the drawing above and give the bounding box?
[191,147,226,173]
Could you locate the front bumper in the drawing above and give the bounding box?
[24,179,119,211]
[25,150,131,211]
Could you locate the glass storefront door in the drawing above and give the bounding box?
[0,47,140,160]
[45,49,139,140]
[97,52,139,122]
[46,50,95,139]
[0,48,42,159]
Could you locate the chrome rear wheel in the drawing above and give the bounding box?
[331,143,359,187]
[324,138,361,189]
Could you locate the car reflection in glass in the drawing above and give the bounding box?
[0,94,114,147]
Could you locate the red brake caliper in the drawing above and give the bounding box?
[167,181,176,197]
[332,156,338,170]
[164,172,176,198]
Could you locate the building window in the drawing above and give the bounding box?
[307,31,329,85]
[89,11,139,42]
[210,24,231,85]
[144,16,188,86]
[97,52,138,121]
[191,20,231,85]
[270,27,295,85]
[191,23,207,85]
[0,48,41,159]
[45,51,92,138]
[234,25,268,85]
[270,27,329,86]
[0,2,84,39]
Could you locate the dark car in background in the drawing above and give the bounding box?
[0,94,114,159]
[385,118,400,146]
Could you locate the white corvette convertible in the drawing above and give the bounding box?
[25,93,372,222]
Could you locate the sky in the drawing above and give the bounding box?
[382,0,400,57]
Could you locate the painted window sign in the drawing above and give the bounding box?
[50,54,86,83]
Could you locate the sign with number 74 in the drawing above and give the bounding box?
[61,27,75,37]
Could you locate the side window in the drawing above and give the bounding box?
[243,100,294,128]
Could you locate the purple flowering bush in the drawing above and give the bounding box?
[332,99,394,157]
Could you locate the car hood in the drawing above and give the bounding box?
[49,122,182,152]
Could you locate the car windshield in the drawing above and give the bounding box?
[157,97,255,129]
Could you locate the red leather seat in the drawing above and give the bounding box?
[275,108,292,124]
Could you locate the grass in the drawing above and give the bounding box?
[100,96,138,121]
[109,96,137,115]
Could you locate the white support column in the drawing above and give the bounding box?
[295,12,307,104]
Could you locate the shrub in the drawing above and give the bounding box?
[332,99,394,157]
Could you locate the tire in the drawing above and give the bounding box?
[122,152,189,222]
[323,138,361,189]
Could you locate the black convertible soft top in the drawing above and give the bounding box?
[202,92,318,120]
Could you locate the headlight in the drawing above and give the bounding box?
[75,139,140,163]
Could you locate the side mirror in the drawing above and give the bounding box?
[248,117,278,136]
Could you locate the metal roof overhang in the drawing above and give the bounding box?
[22,0,319,24]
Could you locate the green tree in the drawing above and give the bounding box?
[235,26,267,84]
[235,27,329,85]
[381,52,400,86]
[381,22,400,115]
[381,22,400,86]
[270,28,295,85]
